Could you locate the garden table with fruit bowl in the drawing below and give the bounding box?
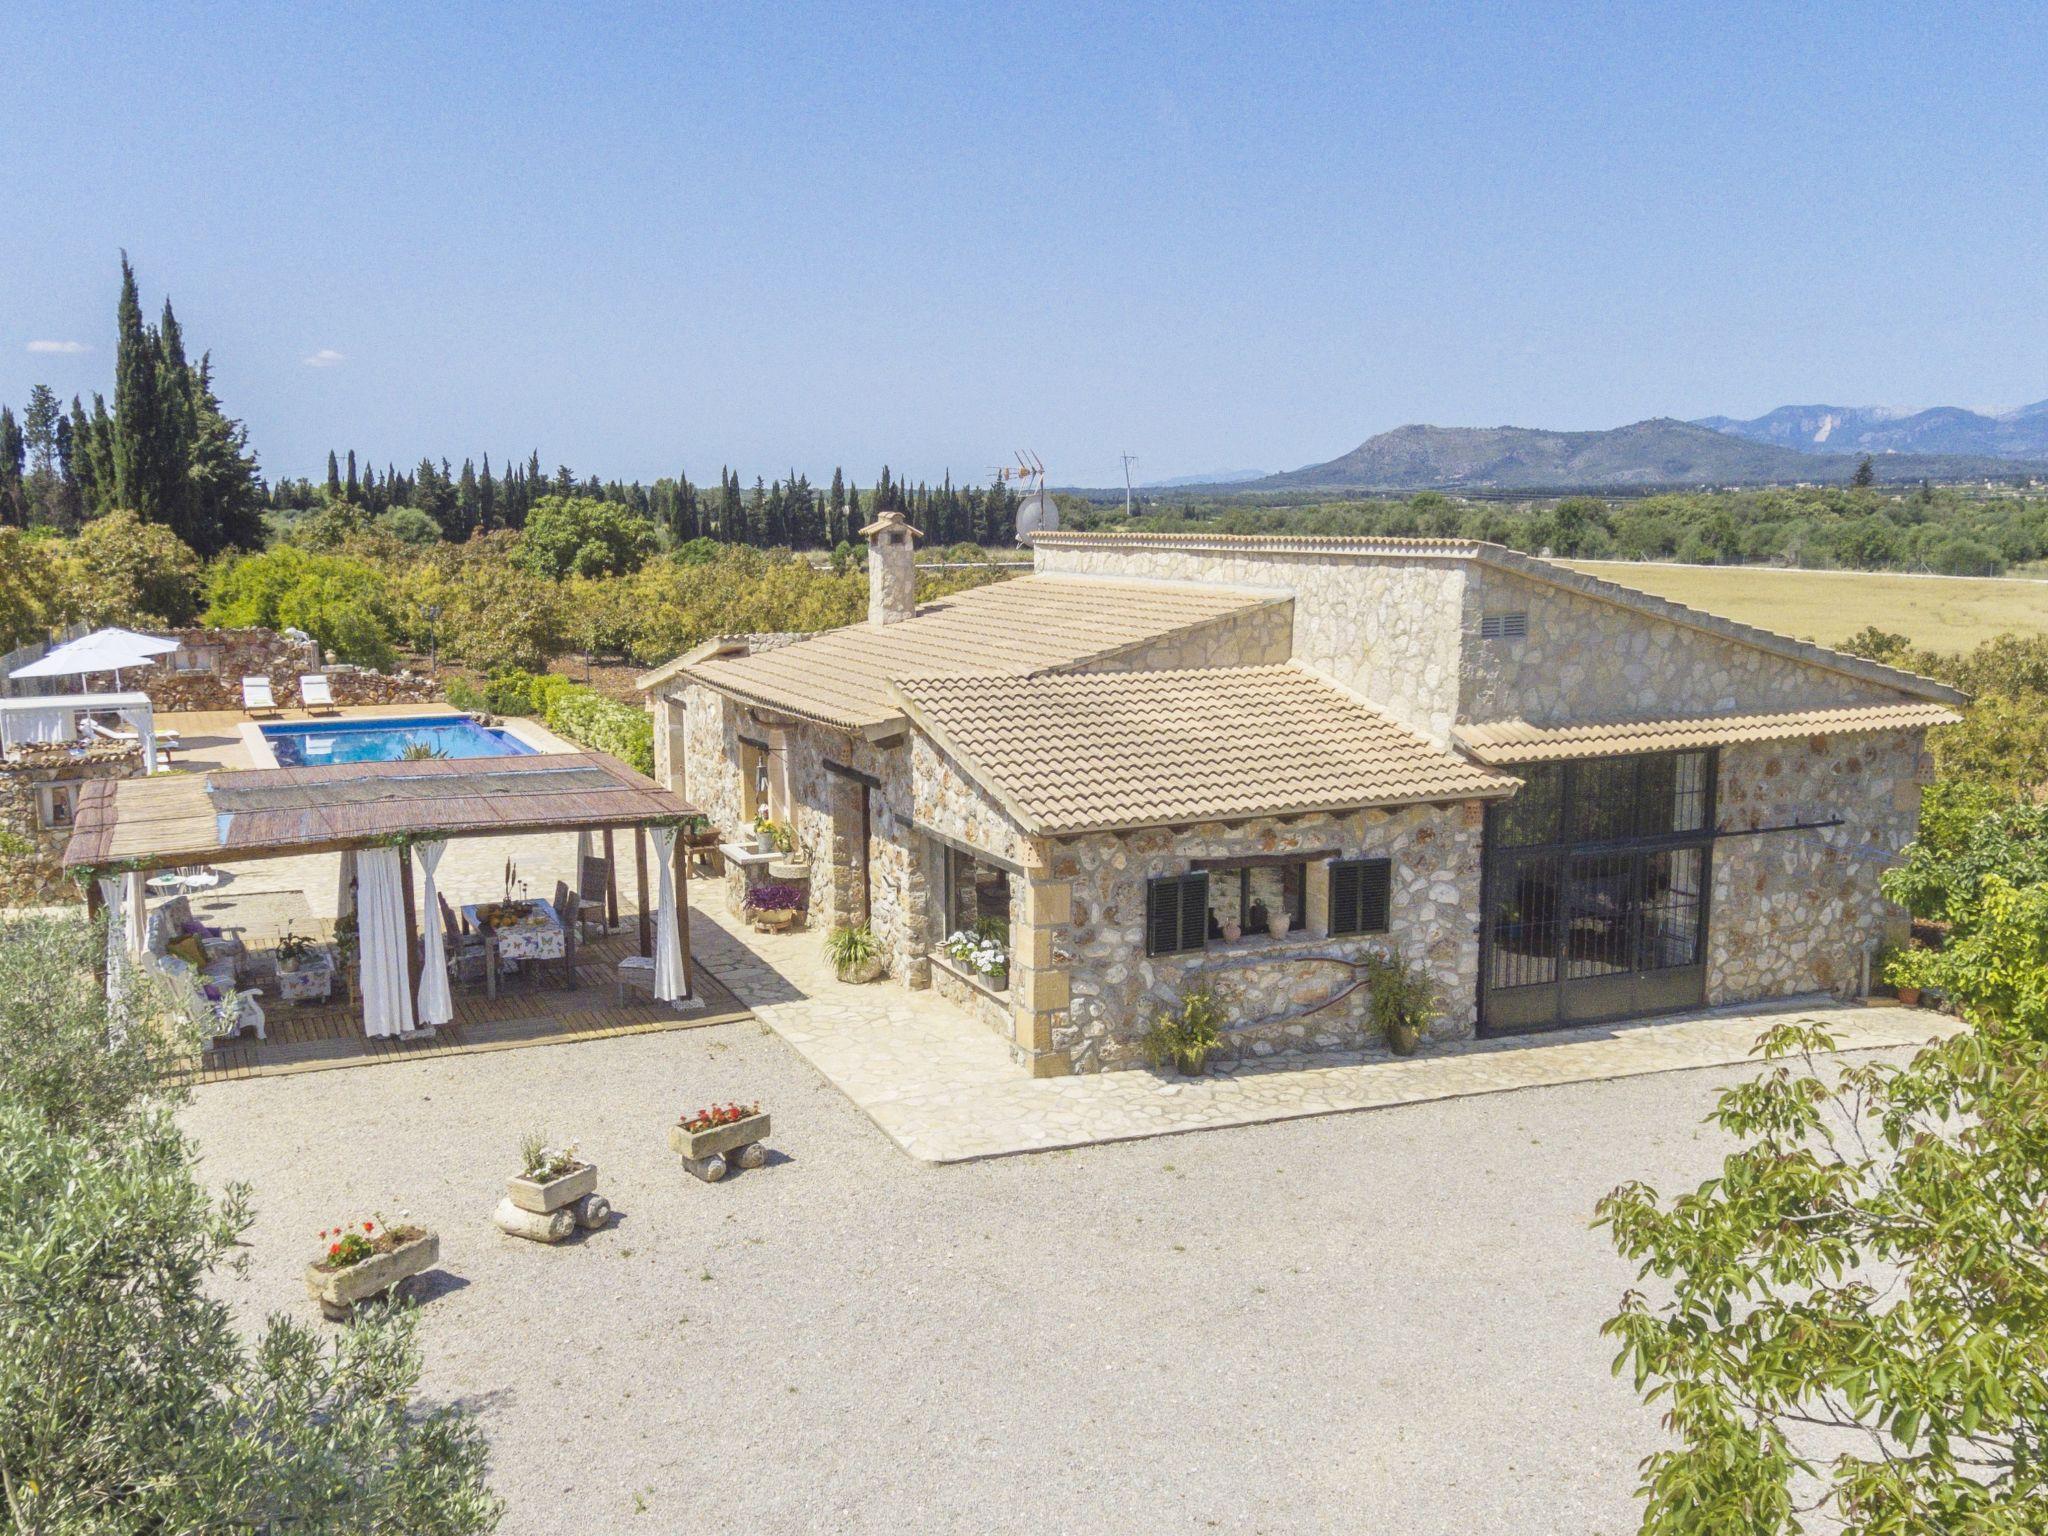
[462,898,569,997]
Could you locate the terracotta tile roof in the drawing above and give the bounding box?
[1454,702,1963,763]
[667,576,1288,731]
[893,665,1518,836]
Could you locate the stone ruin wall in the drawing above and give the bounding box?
[1708,728,1930,1004]
[0,743,140,904]
[135,628,436,712]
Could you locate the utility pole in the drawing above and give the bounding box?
[1120,452,1138,518]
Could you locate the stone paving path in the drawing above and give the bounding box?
[690,905,1961,1163]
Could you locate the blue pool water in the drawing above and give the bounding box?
[261,715,536,767]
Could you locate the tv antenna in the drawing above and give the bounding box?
[995,451,1058,544]
[1119,452,1138,517]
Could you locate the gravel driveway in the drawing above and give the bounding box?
[181,1017,1840,1535]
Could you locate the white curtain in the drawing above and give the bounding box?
[414,840,452,1027]
[3,707,71,747]
[98,875,132,1006]
[116,704,157,773]
[356,847,415,1038]
[649,824,687,1002]
[123,871,147,956]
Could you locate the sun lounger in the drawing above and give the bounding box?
[298,674,338,715]
[83,718,181,761]
[242,676,278,717]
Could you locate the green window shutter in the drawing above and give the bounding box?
[1331,858,1392,936]
[1330,861,1362,935]
[1146,872,1209,956]
[1179,871,1208,952]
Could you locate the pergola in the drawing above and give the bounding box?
[64,752,705,1036]
[0,691,162,771]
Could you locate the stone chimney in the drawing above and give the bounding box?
[860,508,923,626]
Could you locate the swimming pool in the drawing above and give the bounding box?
[260,715,536,767]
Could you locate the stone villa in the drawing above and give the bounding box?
[639,519,1962,1075]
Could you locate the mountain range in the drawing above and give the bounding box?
[1695,400,2048,459]
[1226,413,2048,493]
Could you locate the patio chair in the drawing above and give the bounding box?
[616,954,656,1006]
[153,953,266,1043]
[298,674,339,715]
[577,852,614,932]
[83,718,181,761]
[556,878,607,944]
[439,895,488,985]
[242,676,279,717]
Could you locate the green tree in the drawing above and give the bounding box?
[205,545,398,667]
[1852,453,1876,487]
[66,508,205,626]
[0,914,501,1532]
[0,407,23,526]
[0,529,64,648]
[1598,1000,2048,1530]
[514,496,659,579]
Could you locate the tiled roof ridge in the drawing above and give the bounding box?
[1456,701,1962,762]
[1032,532,1964,706]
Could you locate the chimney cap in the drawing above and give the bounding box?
[858,508,924,541]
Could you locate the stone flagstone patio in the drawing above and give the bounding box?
[693,906,1961,1163]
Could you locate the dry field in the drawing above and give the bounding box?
[1562,560,2048,654]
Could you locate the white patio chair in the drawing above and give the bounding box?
[242,676,279,717]
[83,718,182,758]
[298,674,339,715]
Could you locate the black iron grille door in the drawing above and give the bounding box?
[1481,751,1714,1034]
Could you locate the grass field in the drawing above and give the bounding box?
[1563,561,2048,654]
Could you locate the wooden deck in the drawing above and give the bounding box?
[192,925,750,1083]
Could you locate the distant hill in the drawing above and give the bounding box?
[1697,400,2048,459]
[1139,468,1269,488]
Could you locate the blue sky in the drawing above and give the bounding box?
[4,2,2045,487]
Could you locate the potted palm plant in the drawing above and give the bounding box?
[1141,986,1226,1076]
[826,923,884,983]
[1365,951,1439,1055]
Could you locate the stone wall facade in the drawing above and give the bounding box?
[1049,803,1485,1072]
[0,743,140,903]
[1707,728,1929,1003]
[1457,566,1916,726]
[1033,542,1469,739]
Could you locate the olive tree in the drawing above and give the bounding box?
[0,915,500,1532]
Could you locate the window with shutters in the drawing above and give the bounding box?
[1328,857,1392,936]
[1145,872,1209,956]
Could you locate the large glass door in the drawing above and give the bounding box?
[1480,751,1714,1034]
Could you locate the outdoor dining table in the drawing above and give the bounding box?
[461,897,573,998]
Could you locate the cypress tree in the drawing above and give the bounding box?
[325,450,341,499]
[479,453,495,532]
[111,254,167,519]
[344,449,359,502]
[0,408,24,526]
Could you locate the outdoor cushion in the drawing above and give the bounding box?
[168,934,208,966]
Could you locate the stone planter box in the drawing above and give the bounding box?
[835,954,884,984]
[768,857,812,882]
[505,1161,597,1214]
[304,1228,438,1319]
[668,1112,770,1182]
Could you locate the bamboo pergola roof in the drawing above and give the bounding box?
[64,753,702,874]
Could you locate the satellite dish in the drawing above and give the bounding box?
[1016,489,1059,543]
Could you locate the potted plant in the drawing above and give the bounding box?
[275,928,320,974]
[943,921,1009,989]
[506,1132,596,1213]
[744,881,806,930]
[1365,950,1439,1056]
[753,813,779,855]
[1884,944,1932,1007]
[1141,986,1226,1076]
[826,923,885,983]
[669,1100,770,1182]
[304,1215,438,1320]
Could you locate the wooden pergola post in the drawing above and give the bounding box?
[602,828,619,930]
[634,824,651,959]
